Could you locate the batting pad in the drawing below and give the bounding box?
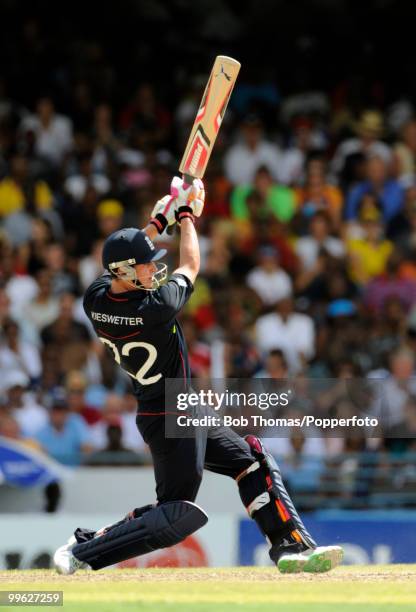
[72,500,208,570]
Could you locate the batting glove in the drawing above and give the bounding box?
[149,194,176,234]
[170,176,205,224]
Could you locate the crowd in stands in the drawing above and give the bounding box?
[1,63,416,508]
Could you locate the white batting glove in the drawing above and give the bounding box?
[149,194,176,234]
[170,176,205,223]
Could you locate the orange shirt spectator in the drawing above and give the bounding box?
[295,158,343,230]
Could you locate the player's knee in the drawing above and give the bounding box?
[157,470,203,505]
[73,501,208,570]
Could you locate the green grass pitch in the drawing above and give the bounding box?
[2,566,416,612]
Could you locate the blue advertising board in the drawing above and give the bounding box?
[238,511,416,565]
[0,436,69,488]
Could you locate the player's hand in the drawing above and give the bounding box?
[170,176,205,224]
[149,194,176,235]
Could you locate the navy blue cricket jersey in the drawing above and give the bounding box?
[83,272,193,408]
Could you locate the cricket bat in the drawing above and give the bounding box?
[168,55,240,233]
[180,55,241,183]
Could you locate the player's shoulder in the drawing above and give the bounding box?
[83,273,112,311]
[160,272,193,295]
[147,273,194,312]
[168,272,194,289]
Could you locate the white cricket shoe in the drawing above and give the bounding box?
[53,535,91,575]
[277,545,344,574]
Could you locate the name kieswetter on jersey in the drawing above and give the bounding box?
[91,311,144,326]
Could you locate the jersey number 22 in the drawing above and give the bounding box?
[99,338,162,385]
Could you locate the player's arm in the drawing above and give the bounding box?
[144,177,204,285]
[142,223,159,242]
[174,216,200,284]
[171,177,204,284]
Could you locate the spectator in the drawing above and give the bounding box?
[65,370,101,426]
[0,154,53,222]
[92,103,120,170]
[331,110,392,182]
[223,318,263,378]
[0,286,12,327]
[96,199,124,239]
[311,297,368,374]
[84,420,146,466]
[345,156,404,223]
[0,317,42,382]
[246,245,293,308]
[19,96,73,166]
[347,196,393,285]
[369,347,416,428]
[295,211,345,271]
[35,393,92,465]
[364,252,416,314]
[64,153,110,203]
[41,292,92,374]
[2,243,38,316]
[89,393,127,450]
[231,165,296,224]
[394,119,416,180]
[224,114,281,185]
[78,239,104,291]
[25,217,55,276]
[120,392,148,454]
[279,116,326,186]
[43,242,79,295]
[2,369,47,436]
[294,157,344,230]
[181,317,211,377]
[119,83,171,150]
[255,297,315,373]
[386,184,416,252]
[254,348,289,378]
[20,268,59,345]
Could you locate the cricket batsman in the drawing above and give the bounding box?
[54,177,343,574]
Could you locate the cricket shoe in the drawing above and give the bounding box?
[277,544,344,574]
[53,535,91,575]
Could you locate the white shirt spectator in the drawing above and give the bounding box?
[12,393,49,437]
[224,140,282,185]
[330,138,392,179]
[246,268,292,306]
[368,376,416,428]
[5,276,38,318]
[295,236,345,270]
[277,149,305,185]
[20,113,73,165]
[20,297,60,346]
[64,174,110,202]
[0,337,42,381]
[255,312,315,373]
[78,255,103,292]
[89,419,144,451]
[121,412,148,453]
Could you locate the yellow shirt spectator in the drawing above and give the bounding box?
[347,194,393,285]
[0,177,53,217]
[347,238,393,285]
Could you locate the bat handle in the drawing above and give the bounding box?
[166,173,194,235]
[182,173,194,187]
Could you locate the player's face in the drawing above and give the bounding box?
[134,262,157,289]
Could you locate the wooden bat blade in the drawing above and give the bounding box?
[179,55,241,179]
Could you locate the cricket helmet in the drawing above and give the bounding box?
[102,228,167,290]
